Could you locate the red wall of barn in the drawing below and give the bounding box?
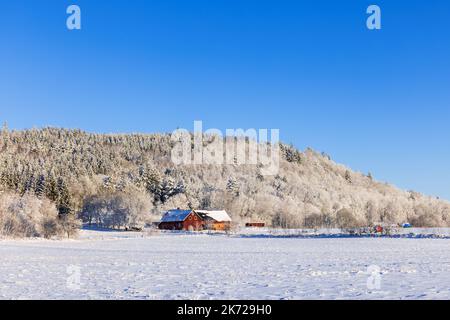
[182,212,203,231]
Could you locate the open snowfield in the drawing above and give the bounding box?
[1,229,450,300]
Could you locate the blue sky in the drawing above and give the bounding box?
[0,0,449,199]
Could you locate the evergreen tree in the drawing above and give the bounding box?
[35,174,46,197]
[57,177,72,215]
[345,170,352,184]
[226,177,240,197]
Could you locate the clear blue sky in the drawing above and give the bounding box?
[1,0,449,199]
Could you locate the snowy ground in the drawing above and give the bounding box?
[1,229,450,300]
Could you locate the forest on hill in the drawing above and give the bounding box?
[1,126,449,238]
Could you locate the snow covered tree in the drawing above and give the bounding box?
[226,177,240,197]
[59,213,82,238]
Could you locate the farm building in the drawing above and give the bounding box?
[196,210,232,231]
[246,222,265,228]
[158,209,203,231]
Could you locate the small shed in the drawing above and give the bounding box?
[245,222,265,228]
[196,210,232,231]
[158,209,203,231]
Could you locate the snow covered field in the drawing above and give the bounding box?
[1,229,450,300]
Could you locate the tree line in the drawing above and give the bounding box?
[1,125,449,238]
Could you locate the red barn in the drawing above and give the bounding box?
[158,209,203,231]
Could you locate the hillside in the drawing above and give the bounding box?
[1,126,449,230]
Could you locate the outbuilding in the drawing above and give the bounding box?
[196,210,232,231]
[245,222,265,228]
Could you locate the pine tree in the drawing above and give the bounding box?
[45,173,59,203]
[1,122,9,147]
[57,177,72,215]
[35,174,46,197]
[345,170,352,184]
[143,167,162,195]
[226,177,240,197]
[24,174,36,194]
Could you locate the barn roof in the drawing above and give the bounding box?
[196,210,232,222]
[160,209,193,222]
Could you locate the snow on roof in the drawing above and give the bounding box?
[195,210,232,222]
[160,210,193,222]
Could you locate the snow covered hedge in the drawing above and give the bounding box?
[79,190,151,230]
[0,192,80,238]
